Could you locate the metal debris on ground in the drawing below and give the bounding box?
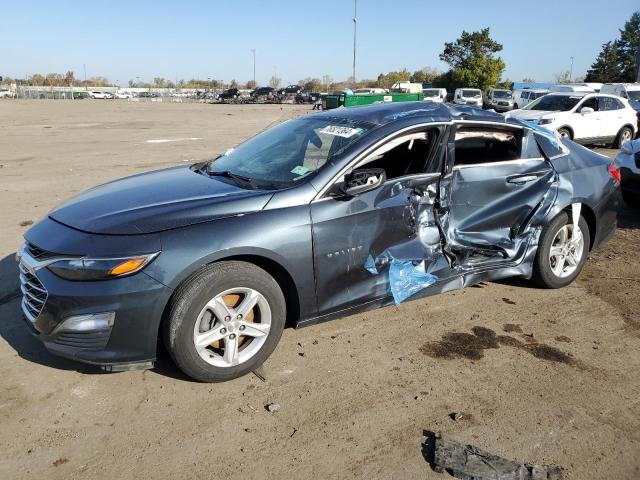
[422,431,563,480]
[265,403,281,413]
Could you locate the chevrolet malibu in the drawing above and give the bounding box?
[18,102,621,382]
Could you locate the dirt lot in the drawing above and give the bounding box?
[0,100,639,480]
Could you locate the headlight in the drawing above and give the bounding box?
[538,118,553,125]
[47,253,159,281]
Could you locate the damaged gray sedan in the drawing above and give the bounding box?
[22,102,620,382]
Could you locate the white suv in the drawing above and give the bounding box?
[508,92,637,148]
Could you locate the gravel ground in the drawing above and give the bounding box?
[0,100,638,480]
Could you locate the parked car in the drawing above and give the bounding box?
[453,88,482,107]
[512,89,549,109]
[18,102,620,382]
[294,92,323,104]
[422,88,447,103]
[251,87,276,98]
[138,91,158,98]
[508,92,637,147]
[615,140,640,207]
[483,88,514,112]
[600,83,640,128]
[278,84,302,95]
[550,84,594,93]
[89,91,111,99]
[218,88,240,100]
[115,91,133,99]
[0,87,15,98]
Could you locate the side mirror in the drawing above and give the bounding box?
[580,106,594,114]
[341,168,386,196]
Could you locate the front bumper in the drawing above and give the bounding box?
[17,246,171,367]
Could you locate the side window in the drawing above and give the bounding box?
[357,129,439,179]
[579,97,598,111]
[453,127,522,166]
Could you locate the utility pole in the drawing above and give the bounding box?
[352,0,357,85]
[569,56,574,83]
[251,49,256,85]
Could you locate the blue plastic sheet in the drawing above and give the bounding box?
[389,261,439,305]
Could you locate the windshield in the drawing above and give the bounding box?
[524,95,581,111]
[208,117,373,189]
[493,90,511,99]
[462,89,480,97]
[628,91,640,101]
[423,90,439,97]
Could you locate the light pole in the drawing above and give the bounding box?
[569,56,574,83]
[251,49,256,86]
[352,0,357,85]
[83,63,87,90]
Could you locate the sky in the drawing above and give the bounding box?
[2,0,638,86]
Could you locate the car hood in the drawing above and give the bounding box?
[49,165,274,235]
[508,109,556,121]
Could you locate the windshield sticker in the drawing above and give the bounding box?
[291,165,312,176]
[319,125,363,138]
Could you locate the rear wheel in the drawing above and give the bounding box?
[532,212,590,288]
[557,128,572,140]
[163,261,286,382]
[613,126,633,149]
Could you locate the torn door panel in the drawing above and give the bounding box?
[364,178,449,305]
[437,158,559,270]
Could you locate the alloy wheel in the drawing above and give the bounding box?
[620,129,632,144]
[548,224,584,278]
[193,287,271,367]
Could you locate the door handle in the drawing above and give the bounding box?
[507,174,539,185]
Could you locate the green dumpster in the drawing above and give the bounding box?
[322,91,424,110]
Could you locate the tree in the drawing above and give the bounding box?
[376,69,411,89]
[29,74,45,86]
[553,70,571,84]
[585,41,622,82]
[616,11,640,81]
[246,79,257,89]
[64,70,75,86]
[322,74,333,91]
[268,76,281,88]
[411,67,440,84]
[230,79,238,88]
[300,77,322,92]
[439,27,505,91]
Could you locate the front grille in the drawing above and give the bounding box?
[25,242,58,260]
[19,262,48,322]
[498,101,509,106]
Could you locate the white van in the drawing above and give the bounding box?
[453,88,482,107]
[512,89,549,109]
[550,84,595,93]
[600,83,640,102]
[390,82,423,94]
[422,88,447,103]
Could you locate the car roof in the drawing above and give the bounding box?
[310,101,504,126]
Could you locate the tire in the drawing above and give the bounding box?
[613,126,633,149]
[513,103,519,110]
[532,211,590,289]
[557,128,572,140]
[163,261,286,382]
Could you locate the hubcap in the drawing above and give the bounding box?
[548,224,584,278]
[193,287,271,368]
[621,129,631,143]
[559,130,570,138]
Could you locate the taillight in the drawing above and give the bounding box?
[608,163,621,184]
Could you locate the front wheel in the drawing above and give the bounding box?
[532,212,590,289]
[163,261,286,382]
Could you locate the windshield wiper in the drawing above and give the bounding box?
[207,169,257,188]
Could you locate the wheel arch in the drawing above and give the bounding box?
[557,125,574,139]
[159,252,302,340]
